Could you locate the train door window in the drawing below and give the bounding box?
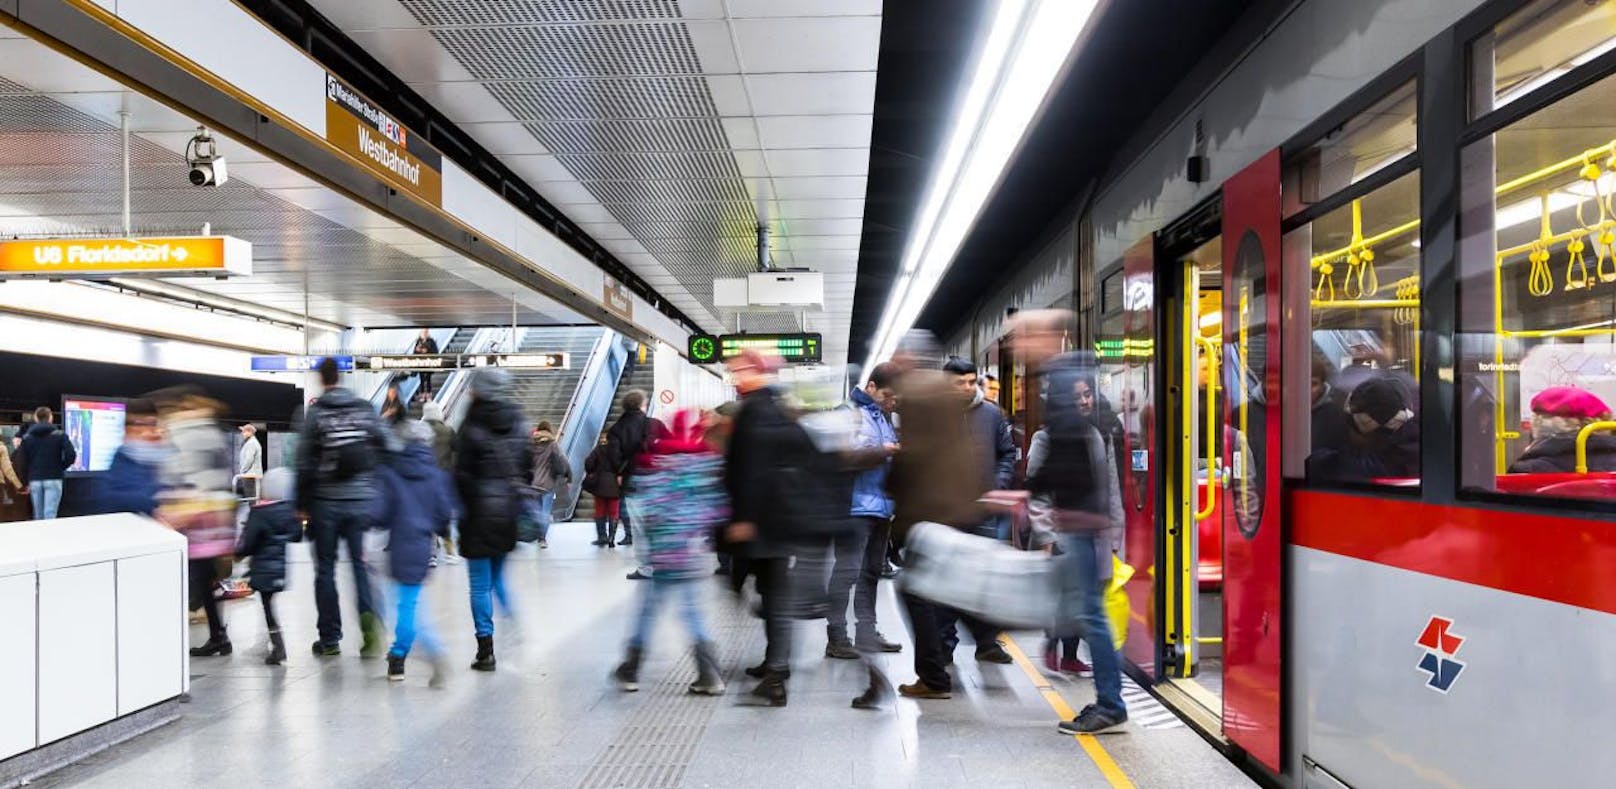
[1460,42,1616,502]
[1470,0,1616,120]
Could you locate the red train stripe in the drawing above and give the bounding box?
[1290,490,1616,615]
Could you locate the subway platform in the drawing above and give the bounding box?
[27,524,1253,789]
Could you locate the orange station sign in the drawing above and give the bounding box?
[0,236,252,278]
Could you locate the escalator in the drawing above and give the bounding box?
[573,347,655,521]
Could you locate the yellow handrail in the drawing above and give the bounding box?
[1574,421,1616,473]
[1195,335,1219,522]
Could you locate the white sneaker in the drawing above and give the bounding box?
[443,553,463,565]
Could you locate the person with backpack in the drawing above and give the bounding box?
[608,390,650,555]
[378,421,459,685]
[296,357,393,658]
[612,409,728,697]
[584,434,622,548]
[235,467,301,665]
[524,421,572,549]
[19,405,76,519]
[454,367,533,672]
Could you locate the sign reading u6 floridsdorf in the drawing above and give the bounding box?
[0,236,253,279]
[325,73,443,206]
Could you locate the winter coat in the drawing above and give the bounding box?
[1025,425,1124,544]
[238,436,263,477]
[90,443,168,516]
[849,387,897,519]
[236,500,302,592]
[530,435,573,492]
[158,415,237,560]
[724,385,840,555]
[1310,384,1350,455]
[296,386,393,509]
[1508,433,1616,474]
[427,418,455,471]
[375,444,458,584]
[887,370,984,540]
[1307,420,1422,481]
[453,398,532,559]
[20,422,75,482]
[967,396,1017,492]
[608,408,650,480]
[635,412,729,579]
[583,445,622,498]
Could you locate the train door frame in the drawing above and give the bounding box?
[1151,197,1228,730]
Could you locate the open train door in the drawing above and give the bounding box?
[1219,150,1283,771]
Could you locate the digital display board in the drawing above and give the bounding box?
[251,355,355,373]
[363,353,569,371]
[719,333,823,364]
[62,397,127,474]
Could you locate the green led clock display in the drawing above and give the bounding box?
[688,334,719,363]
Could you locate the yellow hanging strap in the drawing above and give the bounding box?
[1590,152,1616,283]
[1343,199,1379,299]
[1393,276,1418,326]
[1527,192,1555,297]
[1567,230,1591,290]
[1314,256,1337,301]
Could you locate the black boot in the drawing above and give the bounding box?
[606,520,618,548]
[614,646,642,692]
[619,521,632,546]
[690,641,725,696]
[750,674,787,707]
[471,636,496,671]
[190,632,232,657]
[265,630,286,666]
[593,519,607,546]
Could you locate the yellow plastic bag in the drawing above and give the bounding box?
[1105,556,1134,651]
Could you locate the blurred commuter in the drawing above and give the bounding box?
[886,333,1002,701]
[381,384,406,427]
[1307,376,1419,482]
[413,329,440,398]
[379,421,459,685]
[1508,387,1616,473]
[984,373,1001,405]
[297,356,393,658]
[1310,354,1349,456]
[19,406,75,519]
[524,421,572,549]
[422,400,460,564]
[725,349,834,707]
[236,467,300,665]
[1009,310,1128,734]
[613,409,728,696]
[150,387,239,658]
[454,367,533,671]
[89,398,168,517]
[826,362,903,663]
[608,390,650,557]
[584,434,622,547]
[706,402,741,578]
[0,432,20,518]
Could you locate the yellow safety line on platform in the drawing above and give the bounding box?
[1000,635,1136,789]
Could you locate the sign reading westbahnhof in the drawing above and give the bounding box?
[0,236,252,278]
[325,73,443,206]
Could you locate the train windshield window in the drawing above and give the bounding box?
[1282,80,1417,218]
[1459,65,1616,502]
[1282,169,1423,486]
[1472,0,1616,120]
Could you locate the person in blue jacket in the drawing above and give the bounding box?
[236,467,301,665]
[90,399,169,517]
[377,420,461,686]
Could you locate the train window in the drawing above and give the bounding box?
[1459,64,1616,502]
[1471,0,1616,120]
[1283,169,1423,486]
[1281,80,1417,218]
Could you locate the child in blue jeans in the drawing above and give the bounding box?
[374,421,460,686]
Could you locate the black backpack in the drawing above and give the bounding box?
[315,404,378,480]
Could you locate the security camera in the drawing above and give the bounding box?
[185,127,228,187]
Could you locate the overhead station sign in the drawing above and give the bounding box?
[251,355,355,373]
[688,332,823,364]
[325,73,443,206]
[364,353,570,371]
[0,236,252,279]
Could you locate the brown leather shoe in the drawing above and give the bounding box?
[897,681,952,700]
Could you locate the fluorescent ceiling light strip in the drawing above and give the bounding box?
[864,0,1099,373]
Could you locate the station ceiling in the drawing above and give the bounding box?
[305,0,883,367]
[0,22,586,330]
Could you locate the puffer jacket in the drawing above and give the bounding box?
[295,386,392,509]
[583,445,621,498]
[849,387,896,519]
[375,443,458,584]
[454,397,532,558]
[724,385,841,555]
[1508,433,1616,474]
[236,500,302,592]
[634,411,729,579]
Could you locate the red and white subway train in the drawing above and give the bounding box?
[957,1,1616,785]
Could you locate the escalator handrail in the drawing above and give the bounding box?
[556,329,625,521]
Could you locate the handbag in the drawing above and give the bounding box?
[901,522,1058,628]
